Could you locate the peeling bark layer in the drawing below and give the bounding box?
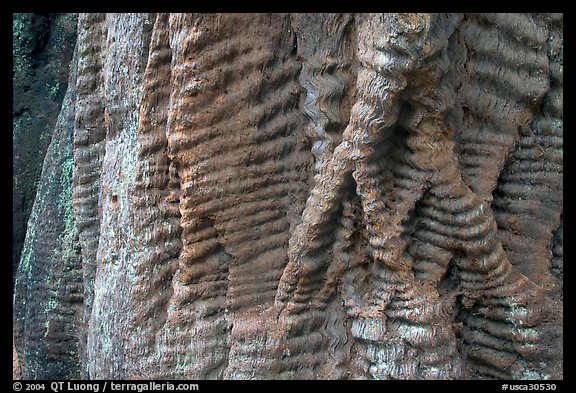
[14,13,562,380]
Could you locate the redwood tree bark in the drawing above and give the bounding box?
[13,13,563,380]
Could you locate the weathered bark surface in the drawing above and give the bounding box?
[13,13,78,282]
[13,342,21,380]
[13,13,563,380]
[13,44,83,379]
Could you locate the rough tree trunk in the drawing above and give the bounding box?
[13,13,563,380]
[12,13,77,281]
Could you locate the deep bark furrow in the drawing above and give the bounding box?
[456,13,550,201]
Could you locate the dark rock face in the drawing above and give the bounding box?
[13,13,78,282]
[13,13,563,380]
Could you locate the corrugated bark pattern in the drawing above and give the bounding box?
[87,13,155,379]
[14,13,562,380]
[162,13,307,379]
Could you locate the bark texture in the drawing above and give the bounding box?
[13,13,563,380]
[13,13,78,281]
